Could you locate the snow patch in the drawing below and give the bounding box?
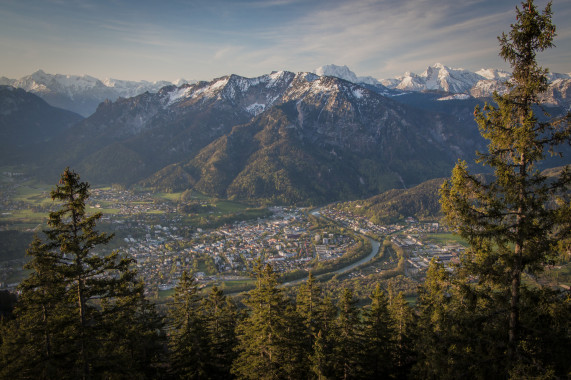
[352,88,365,99]
[245,103,266,116]
[437,94,472,101]
[166,86,193,105]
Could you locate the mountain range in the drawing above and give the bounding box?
[0,70,191,117]
[316,63,571,108]
[2,64,569,205]
[3,63,570,118]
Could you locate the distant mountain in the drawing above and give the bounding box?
[39,71,491,204]
[380,63,485,93]
[0,85,83,163]
[0,70,192,117]
[314,63,571,109]
[314,64,381,86]
[6,64,568,205]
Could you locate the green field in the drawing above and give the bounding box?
[424,233,468,247]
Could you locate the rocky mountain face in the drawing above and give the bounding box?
[36,70,494,204]
[6,63,568,205]
[0,70,190,117]
[0,85,83,164]
[317,63,571,109]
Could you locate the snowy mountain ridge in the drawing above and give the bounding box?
[0,70,193,116]
[313,63,570,107]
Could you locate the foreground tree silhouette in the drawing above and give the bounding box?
[440,0,570,375]
[232,261,303,380]
[0,168,163,379]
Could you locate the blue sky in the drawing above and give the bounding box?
[1,0,570,82]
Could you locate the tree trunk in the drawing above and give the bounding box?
[508,257,521,362]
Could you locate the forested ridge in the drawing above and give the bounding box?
[1,1,570,379]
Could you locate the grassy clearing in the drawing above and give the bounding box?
[154,192,183,202]
[0,210,49,224]
[214,200,250,213]
[87,207,122,215]
[424,233,468,247]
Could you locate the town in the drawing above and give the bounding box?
[1,179,466,293]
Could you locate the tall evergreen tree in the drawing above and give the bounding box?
[296,272,323,374]
[440,0,570,375]
[331,288,363,380]
[167,271,209,379]
[200,286,239,379]
[99,281,166,378]
[0,168,163,379]
[0,237,70,378]
[232,261,303,380]
[309,296,338,380]
[413,259,507,379]
[361,284,394,379]
[388,292,416,379]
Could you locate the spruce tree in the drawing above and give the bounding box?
[361,284,394,379]
[0,237,70,378]
[439,0,570,374]
[413,259,507,379]
[309,296,338,380]
[0,168,163,379]
[232,261,302,380]
[331,288,363,380]
[388,292,416,379]
[296,272,323,373]
[200,286,239,379]
[168,271,209,379]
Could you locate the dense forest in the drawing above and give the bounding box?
[1,1,570,379]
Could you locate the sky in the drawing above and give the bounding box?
[1,0,570,83]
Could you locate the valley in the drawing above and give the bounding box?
[0,169,475,299]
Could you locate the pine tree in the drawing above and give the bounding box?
[439,0,570,374]
[331,288,363,380]
[309,296,337,380]
[388,291,416,379]
[296,272,323,374]
[168,271,209,379]
[0,168,164,379]
[232,261,303,380]
[361,284,394,379]
[200,286,239,379]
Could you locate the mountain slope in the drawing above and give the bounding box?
[0,70,189,116]
[0,86,83,164]
[141,73,488,204]
[333,178,446,224]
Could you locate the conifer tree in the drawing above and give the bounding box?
[168,271,209,379]
[309,296,338,380]
[0,237,70,378]
[296,272,323,373]
[331,288,363,380]
[232,261,302,380]
[413,259,507,379]
[200,286,239,379]
[0,168,163,379]
[439,0,570,373]
[388,291,416,379]
[361,284,394,378]
[99,281,166,378]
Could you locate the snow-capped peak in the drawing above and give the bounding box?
[313,64,380,86]
[314,64,359,83]
[475,68,511,80]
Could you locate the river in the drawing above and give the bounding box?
[282,210,381,286]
